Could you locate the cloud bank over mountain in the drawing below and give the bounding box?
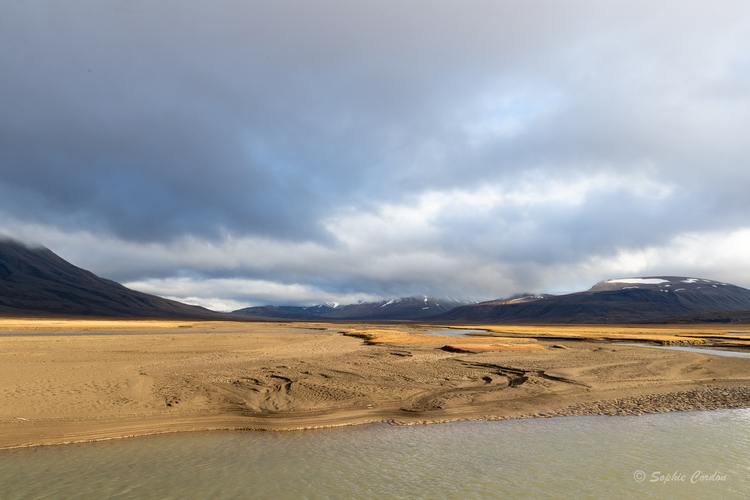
[3,1,750,309]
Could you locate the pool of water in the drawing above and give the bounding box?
[616,343,750,358]
[2,410,749,499]
[424,329,489,337]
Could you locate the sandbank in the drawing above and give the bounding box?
[2,319,750,449]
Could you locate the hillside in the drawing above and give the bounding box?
[437,277,750,324]
[0,239,227,319]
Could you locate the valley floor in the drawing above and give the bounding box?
[2,319,750,448]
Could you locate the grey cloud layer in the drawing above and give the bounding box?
[2,1,750,305]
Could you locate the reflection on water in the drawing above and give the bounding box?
[2,410,749,499]
[424,329,489,337]
[618,343,750,358]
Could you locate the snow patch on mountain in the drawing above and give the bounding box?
[607,278,670,285]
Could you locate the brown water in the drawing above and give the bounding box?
[1,410,749,499]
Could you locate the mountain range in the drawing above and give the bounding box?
[438,277,750,324]
[232,296,474,321]
[3,238,750,323]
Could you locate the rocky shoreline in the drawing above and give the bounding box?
[386,387,750,425]
[533,386,750,418]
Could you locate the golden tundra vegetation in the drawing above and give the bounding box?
[1,318,750,449]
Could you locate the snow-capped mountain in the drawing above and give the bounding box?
[437,277,750,324]
[232,296,474,321]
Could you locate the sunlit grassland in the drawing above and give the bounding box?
[0,318,748,346]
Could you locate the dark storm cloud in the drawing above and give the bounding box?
[3,1,750,306]
[0,2,594,237]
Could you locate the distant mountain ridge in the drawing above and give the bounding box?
[232,296,474,321]
[0,239,228,319]
[436,277,750,324]
[4,238,749,324]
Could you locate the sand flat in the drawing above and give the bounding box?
[2,319,750,448]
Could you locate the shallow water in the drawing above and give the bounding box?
[618,343,750,358]
[2,410,749,499]
[424,329,489,337]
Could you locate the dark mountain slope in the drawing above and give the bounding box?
[0,239,227,319]
[437,277,750,324]
[231,305,328,320]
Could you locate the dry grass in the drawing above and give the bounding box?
[1,318,748,346]
[0,319,304,334]
[425,324,750,345]
[0,318,198,331]
[447,324,750,336]
[342,328,538,346]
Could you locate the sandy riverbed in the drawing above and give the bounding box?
[2,319,750,448]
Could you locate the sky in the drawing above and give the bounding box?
[3,1,750,311]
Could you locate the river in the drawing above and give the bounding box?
[2,409,749,499]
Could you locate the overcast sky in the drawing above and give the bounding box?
[3,1,750,310]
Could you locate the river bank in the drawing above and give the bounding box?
[2,319,750,448]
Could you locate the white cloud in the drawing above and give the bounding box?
[125,277,384,310]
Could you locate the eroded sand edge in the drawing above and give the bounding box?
[2,319,750,449]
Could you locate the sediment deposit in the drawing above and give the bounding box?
[2,319,749,448]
